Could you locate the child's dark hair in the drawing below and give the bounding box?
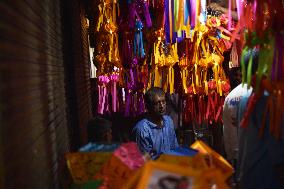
[87,116,112,142]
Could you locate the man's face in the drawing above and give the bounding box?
[150,94,166,116]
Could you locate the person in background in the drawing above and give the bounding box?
[237,50,284,189]
[79,116,119,152]
[133,87,179,159]
[222,50,257,184]
[111,112,133,143]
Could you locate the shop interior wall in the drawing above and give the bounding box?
[0,0,92,188]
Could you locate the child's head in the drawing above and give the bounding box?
[87,116,112,143]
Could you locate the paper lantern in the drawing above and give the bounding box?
[66,152,112,183]
[94,142,145,189]
[191,140,234,180]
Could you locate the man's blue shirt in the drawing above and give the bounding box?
[133,115,179,159]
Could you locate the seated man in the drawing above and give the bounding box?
[133,87,179,159]
[79,116,119,152]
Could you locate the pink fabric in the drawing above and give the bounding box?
[228,0,232,30]
[113,142,145,170]
[98,76,110,114]
[110,74,119,112]
[236,0,242,21]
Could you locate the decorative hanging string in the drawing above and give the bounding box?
[195,0,200,27]
[190,0,196,28]
[134,20,146,58]
[169,0,173,42]
[128,3,137,28]
[110,73,119,112]
[184,0,190,25]
[271,34,284,82]
[168,66,175,93]
[228,0,232,30]
[124,89,131,116]
[164,0,170,43]
[235,0,242,20]
[98,75,110,114]
[199,0,206,24]
[143,1,152,28]
[122,32,133,67]
[229,41,239,68]
[174,0,185,33]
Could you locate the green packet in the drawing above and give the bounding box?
[70,180,103,189]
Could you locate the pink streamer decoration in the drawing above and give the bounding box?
[98,86,102,114]
[228,0,232,30]
[190,0,196,27]
[110,74,119,112]
[98,76,110,114]
[124,90,131,116]
[236,0,241,20]
[143,2,152,28]
[253,0,257,29]
[113,142,145,170]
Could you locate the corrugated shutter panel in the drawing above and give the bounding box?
[0,1,70,188]
[69,0,93,145]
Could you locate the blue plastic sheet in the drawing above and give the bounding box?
[164,146,198,156]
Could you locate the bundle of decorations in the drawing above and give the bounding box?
[66,142,145,188]
[123,140,233,189]
[123,161,229,189]
[66,141,233,189]
[183,79,230,127]
[233,0,284,139]
[90,0,235,121]
[66,152,113,183]
[93,142,146,188]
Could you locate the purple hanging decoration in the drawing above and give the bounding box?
[164,0,170,43]
[278,36,284,81]
[129,3,137,29]
[122,33,133,68]
[164,0,176,43]
[171,0,176,43]
[271,34,284,81]
[125,57,140,116]
[228,0,232,30]
[97,75,110,114]
[143,1,152,28]
[129,58,138,90]
[190,0,196,28]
